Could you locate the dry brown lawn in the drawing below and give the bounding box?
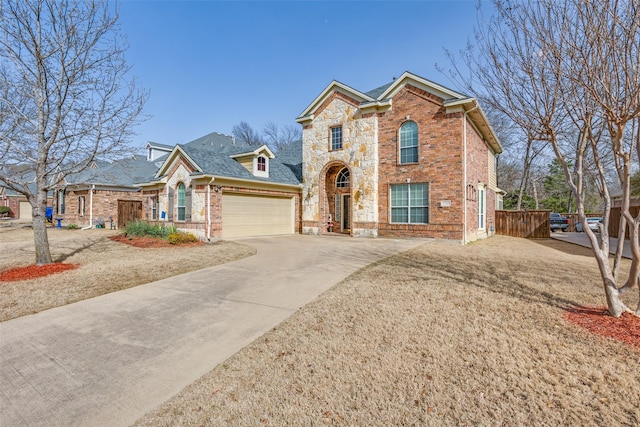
[134,236,639,426]
[1,224,638,425]
[0,224,255,321]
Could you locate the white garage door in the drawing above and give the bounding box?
[222,193,294,238]
[19,202,32,220]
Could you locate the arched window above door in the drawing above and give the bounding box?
[336,167,350,188]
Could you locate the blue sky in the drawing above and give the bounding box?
[118,0,483,148]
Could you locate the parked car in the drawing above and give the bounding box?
[550,212,570,232]
[575,217,603,232]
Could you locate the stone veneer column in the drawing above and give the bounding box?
[301,96,379,237]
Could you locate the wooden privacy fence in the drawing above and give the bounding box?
[495,210,551,239]
[609,206,640,239]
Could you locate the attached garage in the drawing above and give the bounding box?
[221,193,294,238]
[19,201,32,220]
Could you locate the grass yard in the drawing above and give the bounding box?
[134,236,639,426]
[1,225,638,425]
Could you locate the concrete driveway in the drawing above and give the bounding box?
[0,234,424,427]
[551,232,633,259]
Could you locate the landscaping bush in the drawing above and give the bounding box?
[125,220,174,238]
[166,231,198,245]
[66,224,79,230]
[0,206,12,218]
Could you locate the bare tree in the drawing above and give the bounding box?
[263,121,301,152]
[448,0,640,317]
[232,121,263,146]
[0,0,148,265]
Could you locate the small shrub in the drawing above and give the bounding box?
[166,231,198,245]
[0,206,12,217]
[66,223,79,230]
[124,220,172,238]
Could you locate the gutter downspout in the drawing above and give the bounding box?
[463,102,479,245]
[206,178,215,241]
[82,184,95,230]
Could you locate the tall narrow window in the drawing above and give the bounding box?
[330,126,343,150]
[177,183,186,221]
[57,189,65,214]
[151,196,158,220]
[78,196,85,216]
[390,183,428,224]
[399,121,419,164]
[336,167,349,188]
[478,186,486,230]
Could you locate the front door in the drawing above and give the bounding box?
[341,194,350,232]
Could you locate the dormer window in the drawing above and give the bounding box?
[230,145,274,178]
[253,155,269,177]
[257,156,266,172]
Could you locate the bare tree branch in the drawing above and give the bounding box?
[0,0,148,264]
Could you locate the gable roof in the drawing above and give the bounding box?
[148,131,302,187]
[64,155,160,190]
[296,71,502,154]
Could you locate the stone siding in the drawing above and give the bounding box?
[302,93,379,237]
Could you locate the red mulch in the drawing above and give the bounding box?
[0,263,79,282]
[564,306,640,348]
[108,235,203,248]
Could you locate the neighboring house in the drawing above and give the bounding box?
[54,155,160,228]
[0,186,50,221]
[145,141,173,161]
[0,170,54,221]
[296,71,503,243]
[137,132,302,240]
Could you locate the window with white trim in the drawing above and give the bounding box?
[390,183,428,224]
[257,156,266,171]
[177,183,186,221]
[336,167,349,188]
[478,185,486,230]
[399,121,418,164]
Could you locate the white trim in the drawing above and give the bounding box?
[478,184,487,231]
[377,71,467,101]
[253,155,269,178]
[229,144,275,159]
[296,80,374,123]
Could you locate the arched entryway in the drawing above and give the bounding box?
[322,162,351,234]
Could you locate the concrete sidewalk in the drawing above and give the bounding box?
[550,232,634,259]
[0,234,424,427]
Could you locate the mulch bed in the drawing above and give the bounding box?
[0,263,79,282]
[109,235,204,248]
[564,305,640,348]
[0,236,204,282]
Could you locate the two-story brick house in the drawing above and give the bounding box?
[297,71,503,243]
[5,71,502,243]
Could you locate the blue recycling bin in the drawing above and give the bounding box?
[46,207,53,222]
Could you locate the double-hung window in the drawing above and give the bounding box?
[151,196,158,220]
[390,183,429,224]
[399,121,418,164]
[177,183,186,221]
[330,126,343,150]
